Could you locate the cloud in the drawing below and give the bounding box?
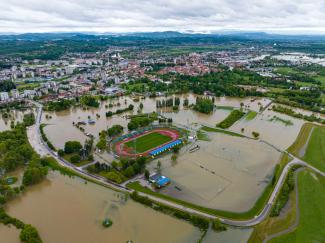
[0,0,324,34]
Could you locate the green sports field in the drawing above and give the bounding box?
[125,132,172,153]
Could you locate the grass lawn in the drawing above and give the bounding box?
[125,132,172,153]
[196,130,210,141]
[274,67,298,76]
[63,153,92,167]
[16,82,41,91]
[314,75,325,86]
[248,154,294,243]
[322,94,325,104]
[248,183,297,243]
[269,87,287,93]
[245,111,258,121]
[201,126,246,138]
[302,126,325,173]
[217,110,246,129]
[287,123,314,154]
[270,170,325,243]
[288,123,325,172]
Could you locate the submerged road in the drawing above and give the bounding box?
[27,101,325,227]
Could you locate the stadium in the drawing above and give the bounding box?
[112,126,184,158]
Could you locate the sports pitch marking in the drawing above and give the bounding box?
[125,132,173,153]
[115,128,180,157]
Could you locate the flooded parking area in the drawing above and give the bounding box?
[5,172,201,243]
[148,132,281,212]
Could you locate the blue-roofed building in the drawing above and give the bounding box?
[149,173,171,188]
[149,139,182,156]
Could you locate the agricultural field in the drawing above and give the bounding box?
[274,67,298,75]
[314,75,325,86]
[270,170,325,243]
[125,132,173,153]
[249,123,325,242]
[302,126,325,172]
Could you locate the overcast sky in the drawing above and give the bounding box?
[0,0,324,34]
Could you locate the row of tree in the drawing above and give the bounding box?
[156,97,180,108]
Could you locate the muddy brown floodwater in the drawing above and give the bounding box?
[2,171,255,243]
[0,224,20,243]
[41,94,271,149]
[5,172,201,243]
[147,132,281,212]
[232,108,305,150]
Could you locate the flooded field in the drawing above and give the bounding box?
[41,94,271,149]
[272,53,325,66]
[0,109,30,132]
[0,224,20,243]
[232,109,305,150]
[148,132,281,212]
[273,103,325,119]
[5,172,201,243]
[203,227,253,243]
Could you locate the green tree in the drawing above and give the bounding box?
[23,113,35,126]
[252,131,260,139]
[80,95,99,108]
[20,224,43,243]
[183,98,189,107]
[144,169,150,180]
[212,219,227,232]
[194,98,214,114]
[58,149,65,157]
[64,141,82,154]
[107,125,124,137]
[70,154,81,164]
[3,151,24,171]
[0,80,16,92]
[84,138,94,156]
[23,166,48,186]
[123,166,135,178]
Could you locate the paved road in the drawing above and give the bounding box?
[27,101,325,227]
[262,168,303,243]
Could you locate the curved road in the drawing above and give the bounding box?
[262,168,303,243]
[27,101,325,227]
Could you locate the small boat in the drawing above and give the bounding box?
[102,218,113,228]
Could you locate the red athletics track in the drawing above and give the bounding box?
[115,128,180,157]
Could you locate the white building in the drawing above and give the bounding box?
[23,90,37,98]
[65,65,77,75]
[104,87,122,96]
[0,92,9,101]
[11,89,20,99]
